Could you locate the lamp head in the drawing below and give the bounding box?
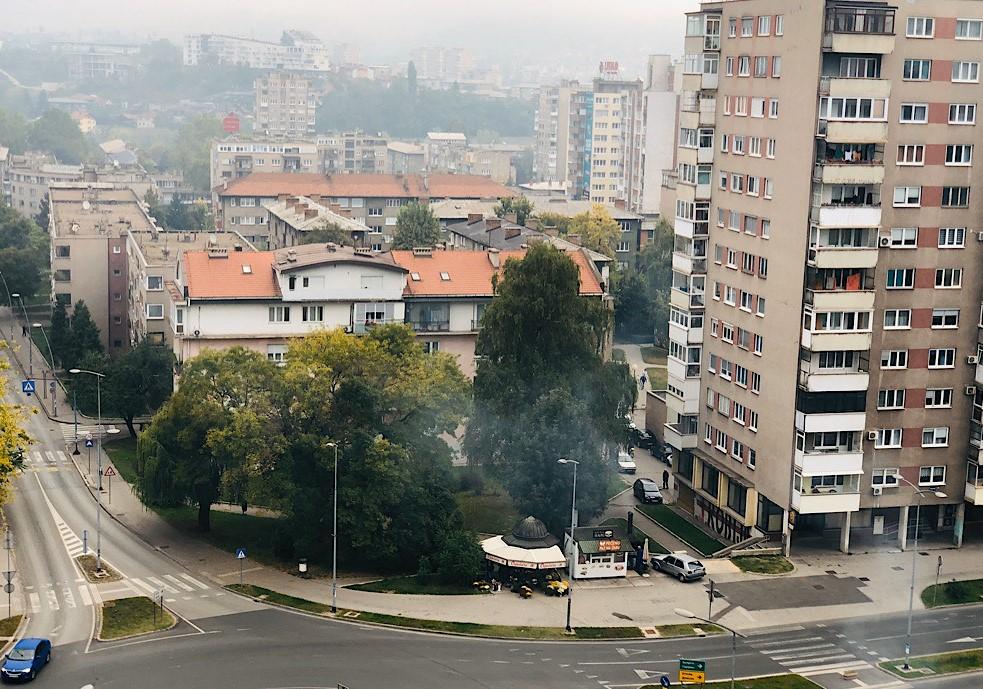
[10,293,18,299]
[673,607,696,619]
[933,490,947,499]
[31,322,41,328]
[69,368,82,374]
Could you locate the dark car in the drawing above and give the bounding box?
[1,638,51,682]
[632,478,663,504]
[635,430,658,451]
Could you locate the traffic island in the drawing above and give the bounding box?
[98,596,176,641]
[226,584,722,640]
[0,615,22,638]
[879,649,983,680]
[642,677,819,688]
[921,578,983,608]
[75,555,123,583]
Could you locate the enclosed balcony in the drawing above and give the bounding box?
[967,461,983,506]
[823,5,896,54]
[805,267,875,311]
[798,349,869,393]
[669,308,704,346]
[795,389,867,434]
[665,417,699,450]
[405,303,450,332]
[666,375,701,415]
[795,430,864,476]
[672,236,707,276]
[815,183,881,227]
[816,142,885,185]
[801,306,873,352]
[793,473,862,514]
[808,226,879,269]
[670,272,705,310]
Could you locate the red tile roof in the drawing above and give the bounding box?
[218,173,511,200]
[183,250,280,300]
[390,249,604,298]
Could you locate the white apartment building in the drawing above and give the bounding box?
[254,72,318,139]
[183,30,330,71]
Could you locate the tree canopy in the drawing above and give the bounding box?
[612,219,673,343]
[464,243,635,533]
[0,204,49,302]
[27,110,92,164]
[0,357,30,504]
[567,204,621,257]
[494,196,534,225]
[104,341,174,437]
[297,222,353,246]
[391,202,441,249]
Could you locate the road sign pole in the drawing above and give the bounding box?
[83,530,88,555]
[4,531,11,616]
[934,555,943,607]
[239,557,243,586]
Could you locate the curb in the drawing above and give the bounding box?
[879,652,983,682]
[633,508,713,557]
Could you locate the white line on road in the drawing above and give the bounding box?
[45,589,58,611]
[748,635,824,648]
[767,645,839,659]
[796,660,871,675]
[147,576,178,594]
[62,587,76,609]
[782,653,857,668]
[179,573,210,590]
[28,593,40,613]
[127,577,156,594]
[163,574,194,592]
[78,586,92,607]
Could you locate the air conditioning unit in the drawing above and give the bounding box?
[878,235,892,248]
[968,355,979,365]
[872,486,883,497]
[966,385,978,396]
[867,430,878,441]
[976,231,983,242]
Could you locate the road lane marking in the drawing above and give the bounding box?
[796,660,871,675]
[44,451,57,465]
[768,645,839,659]
[748,635,824,648]
[782,653,857,667]
[127,577,155,594]
[62,587,76,609]
[146,576,178,594]
[163,574,194,592]
[28,593,40,613]
[46,589,59,611]
[78,586,92,607]
[179,573,210,590]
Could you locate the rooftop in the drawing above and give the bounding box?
[264,195,375,234]
[273,243,405,273]
[129,230,255,266]
[387,141,426,155]
[183,251,280,300]
[218,173,511,200]
[447,216,551,251]
[49,185,155,238]
[426,132,467,142]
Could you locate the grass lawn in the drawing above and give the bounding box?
[76,554,123,583]
[880,649,983,679]
[601,517,669,554]
[646,367,667,390]
[455,490,519,535]
[228,584,330,614]
[348,575,485,595]
[154,505,281,567]
[0,615,21,637]
[636,504,725,556]
[656,622,723,637]
[640,346,668,365]
[100,596,175,640]
[921,578,983,608]
[643,677,819,689]
[731,555,794,574]
[102,437,140,485]
[612,348,626,362]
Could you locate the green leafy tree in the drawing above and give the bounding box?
[0,205,48,301]
[34,193,49,229]
[104,341,174,437]
[632,219,674,345]
[27,110,90,164]
[464,243,635,533]
[536,211,571,235]
[65,301,103,369]
[0,108,29,154]
[494,195,534,225]
[172,115,224,192]
[49,299,70,367]
[67,351,108,417]
[186,200,214,232]
[166,195,190,230]
[144,189,167,228]
[391,201,441,249]
[297,221,352,246]
[567,204,620,257]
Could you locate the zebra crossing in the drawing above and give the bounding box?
[59,425,119,444]
[746,628,875,677]
[23,449,73,470]
[22,573,214,613]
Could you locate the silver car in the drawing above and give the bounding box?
[650,553,706,582]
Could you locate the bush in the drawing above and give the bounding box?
[457,467,486,495]
[430,530,484,585]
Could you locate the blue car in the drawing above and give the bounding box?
[1,638,50,682]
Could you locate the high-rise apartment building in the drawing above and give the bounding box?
[184,31,329,71]
[663,0,982,554]
[254,72,318,138]
[532,80,593,194]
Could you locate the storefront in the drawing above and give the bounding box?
[480,516,567,578]
[566,526,632,579]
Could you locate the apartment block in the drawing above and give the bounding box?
[183,31,329,71]
[265,195,382,251]
[642,55,682,215]
[51,42,140,80]
[386,142,426,175]
[211,138,319,190]
[532,80,593,194]
[317,131,388,174]
[254,72,318,138]
[663,0,983,554]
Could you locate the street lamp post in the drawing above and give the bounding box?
[0,272,13,340]
[326,441,340,613]
[11,294,30,377]
[70,368,107,571]
[897,475,947,670]
[557,457,579,634]
[32,323,57,417]
[675,607,745,689]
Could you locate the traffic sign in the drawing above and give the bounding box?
[679,659,706,672]
[679,659,706,685]
[21,380,35,395]
[2,570,13,583]
[236,548,247,559]
[103,466,117,477]
[3,583,13,595]
[85,438,94,448]
[660,675,671,688]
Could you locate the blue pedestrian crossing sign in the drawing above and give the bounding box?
[235,548,247,559]
[84,438,94,448]
[21,380,35,395]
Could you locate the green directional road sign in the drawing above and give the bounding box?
[679,659,706,672]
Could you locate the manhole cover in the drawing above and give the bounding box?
[858,577,869,582]
[813,584,825,590]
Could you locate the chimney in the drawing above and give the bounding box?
[526,218,541,230]
[544,228,558,237]
[614,199,626,210]
[305,208,318,219]
[285,197,298,209]
[309,194,321,204]
[504,227,521,240]
[277,193,289,202]
[207,247,229,259]
[567,233,582,246]
[412,247,433,257]
[487,247,500,268]
[467,213,483,224]
[485,218,501,230]
[504,211,518,223]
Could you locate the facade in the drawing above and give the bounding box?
[6,156,83,217]
[642,55,682,215]
[254,72,318,138]
[425,132,468,173]
[211,138,319,190]
[183,31,330,71]
[409,47,475,86]
[590,65,646,211]
[664,0,983,554]
[150,171,197,205]
[532,80,593,195]
[386,142,426,175]
[265,195,382,251]
[51,42,141,80]
[317,131,388,174]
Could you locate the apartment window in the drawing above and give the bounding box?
[740,291,753,311]
[890,227,917,247]
[750,371,761,394]
[872,469,899,487]
[928,348,956,368]
[821,97,887,121]
[935,268,962,288]
[288,276,297,290]
[952,61,980,82]
[945,145,973,165]
[903,59,932,81]
[764,179,774,199]
[302,306,324,322]
[875,428,902,449]
[747,176,760,196]
[748,136,761,157]
[877,389,906,410]
[731,174,744,193]
[775,15,783,35]
[741,17,753,36]
[906,16,934,37]
[938,227,965,248]
[919,465,946,486]
[728,17,737,37]
[886,268,914,289]
[720,359,732,379]
[893,186,921,207]
[925,388,953,408]
[146,276,163,291]
[766,138,776,158]
[754,56,768,78]
[819,351,855,369]
[751,97,765,118]
[733,136,745,155]
[949,104,976,124]
[931,308,959,328]
[757,15,770,35]
[956,19,983,40]
[897,144,924,165]
[942,186,970,207]
[616,241,630,253]
[883,309,911,329]
[769,99,779,118]
[738,56,750,77]
[731,439,745,462]
[269,306,291,322]
[55,245,70,258]
[900,103,928,123]
[702,462,720,497]
[755,296,766,316]
[724,286,736,305]
[422,341,439,354]
[721,322,734,343]
[735,365,748,387]
[112,246,122,254]
[717,393,731,416]
[840,56,880,78]
[145,304,164,320]
[53,269,71,282]
[881,350,908,369]
[752,334,763,355]
[367,207,383,216]
[736,96,748,115]
[772,56,782,77]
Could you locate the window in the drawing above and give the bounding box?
[946,145,973,166]
[741,17,753,36]
[720,359,732,379]
[733,136,745,155]
[893,186,921,207]
[890,227,917,247]
[900,103,928,123]
[949,103,976,124]
[751,97,765,118]
[878,389,906,410]
[740,291,753,311]
[772,56,782,77]
[752,334,763,355]
[872,469,899,487]
[53,269,71,282]
[288,276,297,290]
[925,388,953,408]
[903,59,932,80]
[747,176,760,196]
[769,99,779,118]
[721,322,734,342]
[269,306,291,323]
[886,268,914,289]
[897,144,924,165]
[756,296,766,316]
[775,14,783,35]
[145,304,164,320]
[875,428,902,449]
[764,179,774,199]
[881,350,908,369]
[952,61,980,82]
[735,365,748,387]
[724,286,736,305]
[55,245,70,258]
[422,341,439,354]
[928,348,956,368]
[112,245,122,254]
[956,19,983,40]
[750,371,761,394]
[919,465,946,486]
[766,138,776,158]
[942,186,970,207]
[754,56,768,78]
[906,16,934,37]
[757,15,770,35]
[302,306,324,322]
[935,268,962,288]
[938,227,966,248]
[146,276,163,291]
[748,136,761,157]
[883,309,911,329]
[839,56,880,78]
[738,56,750,76]
[819,351,855,369]
[731,439,745,462]
[931,308,959,328]
[731,174,744,193]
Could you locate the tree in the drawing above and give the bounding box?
[297,221,352,246]
[0,357,30,503]
[166,195,190,230]
[104,341,174,437]
[391,202,441,249]
[186,200,214,232]
[611,268,652,338]
[464,243,635,533]
[494,196,534,225]
[172,115,223,192]
[0,108,29,154]
[567,204,620,257]
[144,189,167,228]
[630,219,674,345]
[0,205,48,301]
[34,193,49,229]
[49,300,70,367]
[27,109,90,164]
[536,211,571,235]
[65,301,102,369]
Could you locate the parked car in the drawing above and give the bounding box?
[635,430,658,451]
[650,553,706,582]
[1,638,51,682]
[617,449,637,474]
[632,478,663,504]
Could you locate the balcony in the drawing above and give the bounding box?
[702,73,718,90]
[795,410,866,434]
[671,286,705,310]
[809,245,879,269]
[818,161,884,186]
[820,76,891,100]
[795,448,864,476]
[806,288,875,311]
[821,120,889,144]
[823,6,896,54]
[817,205,881,228]
[408,320,450,333]
[801,327,872,352]
[672,251,707,276]
[697,146,714,165]
[669,320,704,345]
[798,368,869,393]
[352,318,400,334]
[664,422,698,450]
[667,357,701,382]
[793,476,862,514]
[977,362,983,386]
[666,375,700,415]
[698,98,716,126]
[967,463,983,506]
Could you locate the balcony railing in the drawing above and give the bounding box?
[352,318,399,334]
[408,320,450,333]
[825,7,895,35]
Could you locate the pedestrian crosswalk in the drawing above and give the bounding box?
[20,573,215,613]
[59,425,119,445]
[747,629,873,677]
[23,449,73,470]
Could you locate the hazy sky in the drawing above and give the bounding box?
[4,0,699,78]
